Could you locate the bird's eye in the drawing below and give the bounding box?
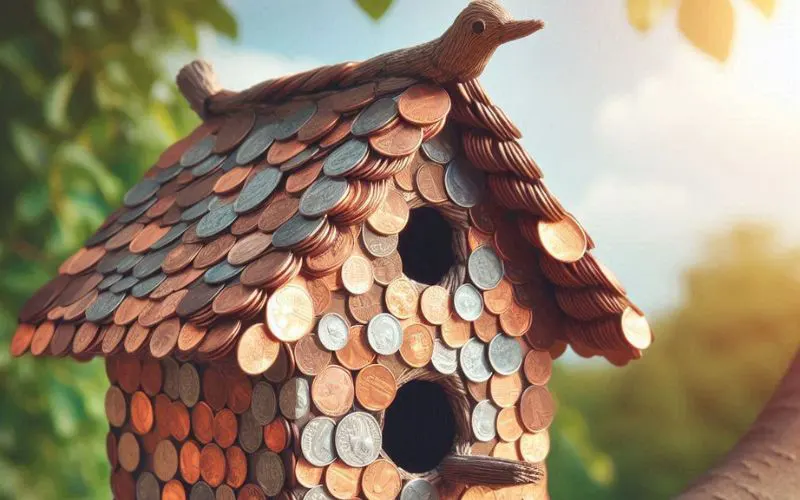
[471,20,486,34]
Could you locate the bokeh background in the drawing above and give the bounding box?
[1,1,797,498]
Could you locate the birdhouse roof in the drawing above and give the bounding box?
[11,8,651,367]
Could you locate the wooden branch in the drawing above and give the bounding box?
[678,346,800,499]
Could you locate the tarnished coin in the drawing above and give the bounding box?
[334,412,381,467]
[236,122,276,165]
[361,226,398,258]
[181,135,216,167]
[431,339,457,375]
[468,246,504,291]
[85,291,125,322]
[136,471,160,500]
[366,313,403,355]
[304,485,336,500]
[267,285,314,342]
[254,450,285,497]
[488,334,523,375]
[400,478,439,500]
[299,176,349,218]
[196,203,237,239]
[301,417,337,467]
[453,283,483,322]
[361,459,402,500]
[472,400,498,442]
[421,129,457,165]
[317,313,350,351]
[279,377,311,420]
[351,98,398,136]
[124,179,160,208]
[251,381,278,425]
[274,101,318,140]
[444,156,485,208]
[459,338,492,383]
[234,167,283,214]
[272,213,326,249]
[323,139,369,177]
[336,325,376,371]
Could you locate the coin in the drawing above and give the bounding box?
[237,323,280,375]
[419,285,450,325]
[236,122,276,165]
[334,412,381,467]
[366,313,403,355]
[251,381,278,425]
[267,285,314,342]
[361,226,397,258]
[400,478,439,500]
[489,372,523,409]
[295,335,332,376]
[355,364,397,411]
[536,215,587,263]
[498,300,532,337]
[317,313,350,351]
[279,377,311,420]
[496,407,525,442]
[415,163,448,203]
[323,139,369,177]
[519,431,550,463]
[324,459,362,500]
[348,285,384,324]
[399,324,434,368]
[272,213,326,249]
[253,450,285,496]
[295,458,324,488]
[453,284,483,322]
[351,98,398,136]
[361,459,401,500]
[472,400,498,442]
[367,190,408,235]
[304,485,336,500]
[336,325,376,370]
[385,278,418,319]
[299,176,350,218]
[488,334,523,375]
[523,350,553,386]
[459,338,492,382]
[519,385,555,433]
[397,84,451,126]
[431,339,457,375]
[341,255,374,295]
[440,315,471,348]
[311,364,354,417]
[301,417,337,467]
[369,121,423,157]
[444,157,485,208]
[467,245,504,291]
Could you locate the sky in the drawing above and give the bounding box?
[187,0,800,316]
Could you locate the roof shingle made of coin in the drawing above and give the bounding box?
[12,21,651,367]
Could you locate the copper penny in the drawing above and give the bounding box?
[227,371,253,415]
[162,479,186,500]
[492,441,520,460]
[415,163,447,203]
[483,278,513,315]
[311,364,354,417]
[295,335,332,376]
[523,350,553,386]
[194,233,236,269]
[307,279,332,315]
[179,440,201,484]
[162,243,203,274]
[489,372,523,409]
[214,110,256,153]
[441,314,471,348]
[371,252,403,286]
[537,215,587,264]
[264,417,290,453]
[114,296,149,326]
[369,121,424,158]
[227,232,272,266]
[347,285,383,324]
[213,283,260,316]
[399,324,434,368]
[286,160,324,195]
[199,443,226,487]
[154,439,179,481]
[467,380,488,402]
[192,402,215,444]
[361,459,402,500]
[223,446,247,489]
[385,277,418,319]
[214,166,252,194]
[306,230,354,275]
[169,401,191,441]
[297,106,340,142]
[499,300,532,337]
[325,460,363,500]
[519,431,550,463]
[72,322,100,354]
[116,355,142,394]
[341,255,374,295]
[130,390,154,435]
[237,323,281,375]
[473,311,499,343]
[419,285,451,325]
[105,385,127,428]
[140,358,163,396]
[496,407,525,443]
[366,189,408,235]
[266,284,314,342]
[123,322,150,354]
[206,368,230,412]
[9,323,35,357]
[295,458,324,488]
[213,409,238,448]
[355,363,397,411]
[177,322,207,353]
[29,321,56,356]
[519,386,555,432]
[257,193,299,232]
[149,317,181,358]
[397,84,451,125]
[336,325,376,370]
[61,245,105,275]
[118,432,140,472]
[129,223,170,254]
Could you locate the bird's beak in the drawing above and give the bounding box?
[500,18,545,43]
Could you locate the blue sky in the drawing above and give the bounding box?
[190,0,800,316]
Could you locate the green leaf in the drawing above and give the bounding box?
[749,0,776,16]
[43,71,78,131]
[355,0,393,20]
[202,2,238,39]
[36,0,69,37]
[166,9,199,51]
[627,0,674,32]
[57,143,122,203]
[678,0,735,62]
[9,122,48,171]
[0,42,45,94]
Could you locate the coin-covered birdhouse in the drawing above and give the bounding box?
[11,1,651,499]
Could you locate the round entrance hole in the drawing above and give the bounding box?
[382,380,456,473]
[397,207,456,286]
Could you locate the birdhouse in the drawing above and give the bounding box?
[10,1,651,499]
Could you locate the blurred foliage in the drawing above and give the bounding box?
[552,224,800,499]
[0,1,234,498]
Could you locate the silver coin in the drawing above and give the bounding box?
[238,409,263,453]
[236,121,276,165]
[131,273,166,298]
[135,471,160,500]
[181,135,216,167]
[453,283,483,321]
[323,138,369,177]
[234,167,283,214]
[196,203,237,238]
[151,222,189,250]
[431,339,457,375]
[471,400,498,442]
[366,313,403,355]
[254,450,285,497]
[273,213,326,249]
[189,481,215,500]
[279,377,310,420]
[190,153,225,177]
[444,156,485,208]
[301,417,337,466]
[351,97,398,136]
[181,195,215,222]
[133,244,177,278]
[334,412,382,467]
[123,178,159,207]
[274,101,317,140]
[281,144,319,173]
[299,176,349,217]
[400,478,440,500]
[178,363,201,407]
[361,226,398,258]
[304,486,336,500]
[109,275,139,294]
[251,381,278,425]
[118,197,157,223]
[98,273,122,291]
[161,357,180,400]
[317,313,350,351]
[203,260,243,285]
[421,126,457,165]
[459,338,492,383]
[153,164,183,183]
[84,291,125,322]
[488,334,523,375]
[467,245,504,291]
